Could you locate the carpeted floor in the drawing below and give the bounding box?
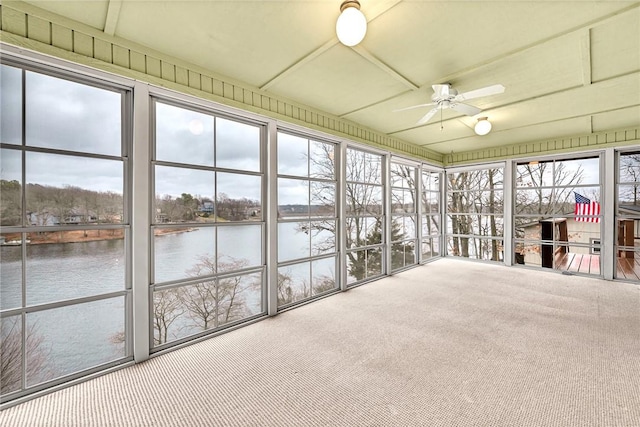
[1,258,639,426]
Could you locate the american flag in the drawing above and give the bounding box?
[574,192,600,223]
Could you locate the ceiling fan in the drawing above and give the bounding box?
[395,83,505,126]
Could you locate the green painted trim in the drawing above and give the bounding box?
[444,128,640,166]
[0,2,444,164]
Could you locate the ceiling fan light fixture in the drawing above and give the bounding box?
[336,0,367,47]
[474,117,492,136]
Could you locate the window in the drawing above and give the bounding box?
[0,63,131,401]
[150,100,265,348]
[513,156,601,275]
[447,167,504,261]
[277,131,338,307]
[615,151,640,282]
[421,169,442,261]
[390,161,418,271]
[345,148,385,285]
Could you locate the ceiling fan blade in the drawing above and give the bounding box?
[450,102,482,117]
[455,84,505,101]
[432,84,450,98]
[393,103,436,112]
[417,107,439,125]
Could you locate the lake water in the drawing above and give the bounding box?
[0,223,332,390]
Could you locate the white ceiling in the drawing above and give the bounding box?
[23,0,640,155]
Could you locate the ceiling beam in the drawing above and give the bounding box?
[103,0,123,36]
[351,46,419,90]
[260,39,337,91]
[580,28,592,86]
[260,0,403,92]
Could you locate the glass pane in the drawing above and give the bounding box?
[216,172,261,221]
[167,274,263,338]
[310,181,335,217]
[309,140,335,180]
[465,238,502,261]
[312,257,336,295]
[346,149,382,184]
[153,286,193,345]
[390,242,406,270]
[565,221,601,244]
[310,220,335,256]
[391,164,415,188]
[346,183,382,215]
[155,102,213,166]
[366,247,383,278]
[277,132,307,177]
[25,230,125,305]
[364,153,383,185]
[619,152,640,184]
[421,191,440,214]
[391,189,415,213]
[422,215,440,236]
[217,225,262,271]
[514,188,554,215]
[1,148,22,226]
[25,71,121,156]
[216,117,260,172]
[217,272,263,325]
[422,171,440,192]
[346,249,366,284]
[447,236,470,257]
[278,178,309,218]
[26,152,124,226]
[26,297,125,386]
[618,184,640,211]
[155,226,215,283]
[1,235,21,310]
[278,262,310,306]
[347,216,382,249]
[1,65,22,145]
[516,161,553,188]
[1,316,23,395]
[346,149,365,183]
[564,187,600,216]
[278,221,310,262]
[155,165,214,224]
[422,238,439,259]
[561,157,599,186]
[515,242,542,267]
[616,250,639,281]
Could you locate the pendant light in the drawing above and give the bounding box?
[336,1,367,47]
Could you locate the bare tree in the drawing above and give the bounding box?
[179,255,253,331]
[152,288,184,345]
[619,153,640,205]
[1,318,50,395]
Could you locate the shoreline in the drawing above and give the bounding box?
[1,227,197,246]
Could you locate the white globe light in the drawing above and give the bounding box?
[474,118,492,136]
[336,6,367,47]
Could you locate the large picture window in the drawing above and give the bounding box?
[151,100,265,348]
[0,63,131,401]
[421,169,442,261]
[616,151,640,282]
[447,166,504,261]
[390,161,418,271]
[513,156,601,276]
[345,148,385,285]
[277,131,338,307]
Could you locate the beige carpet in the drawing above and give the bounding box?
[1,259,639,426]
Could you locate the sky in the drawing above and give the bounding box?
[0,65,317,204]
